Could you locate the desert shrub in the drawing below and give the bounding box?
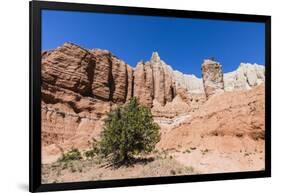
[58,148,82,162]
[70,164,76,173]
[84,150,96,159]
[184,166,195,173]
[99,97,161,164]
[183,149,191,154]
[200,148,210,155]
[84,138,99,159]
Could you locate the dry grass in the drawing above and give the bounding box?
[42,152,196,184]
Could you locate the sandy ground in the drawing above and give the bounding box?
[172,138,264,174]
[42,152,196,184]
[42,136,264,184]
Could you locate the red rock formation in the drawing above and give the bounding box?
[41,43,133,163]
[133,52,177,107]
[126,66,134,101]
[90,49,112,100]
[202,59,224,99]
[164,66,176,103]
[42,42,95,96]
[133,61,154,107]
[150,52,166,105]
[90,49,133,103]
[41,43,265,165]
[111,56,129,103]
[41,81,113,163]
[157,84,265,149]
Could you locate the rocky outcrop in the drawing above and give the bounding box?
[41,43,133,163]
[224,63,265,91]
[126,66,134,101]
[173,71,204,94]
[133,52,177,107]
[42,43,133,104]
[42,43,95,96]
[172,61,264,97]
[90,49,133,103]
[157,84,265,149]
[111,55,130,103]
[41,81,114,163]
[150,53,166,105]
[90,49,112,100]
[42,43,265,107]
[41,42,266,163]
[201,59,224,98]
[133,61,154,107]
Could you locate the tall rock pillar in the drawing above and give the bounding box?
[201,59,224,99]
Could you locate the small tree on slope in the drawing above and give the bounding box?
[99,97,161,165]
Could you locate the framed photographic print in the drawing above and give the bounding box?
[30,0,271,192]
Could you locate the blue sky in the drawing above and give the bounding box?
[42,10,265,77]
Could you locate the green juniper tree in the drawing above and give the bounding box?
[99,97,160,164]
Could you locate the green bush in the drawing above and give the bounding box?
[58,148,82,162]
[84,138,99,159]
[99,97,161,164]
[84,150,96,159]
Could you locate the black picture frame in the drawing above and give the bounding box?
[29,1,271,192]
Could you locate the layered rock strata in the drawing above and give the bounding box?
[41,42,265,163]
[42,43,133,104]
[41,43,132,162]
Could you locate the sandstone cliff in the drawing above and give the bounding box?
[41,43,133,163]
[41,42,265,163]
[42,43,133,103]
[134,52,176,107]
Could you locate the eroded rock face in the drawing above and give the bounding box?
[90,49,112,100]
[133,52,177,107]
[150,53,166,105]
[90,49,133,103]
[126,66,134,101]
[173,71,204,94]
[111,56,130,103]
[157,84,265,149]
[202,59,224,98]
[41,42,265,164]
[224,63,265,91]
[41,82,113,163]
[42,42,95,96]
[133,61,154,107]
[41,43,133,163]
